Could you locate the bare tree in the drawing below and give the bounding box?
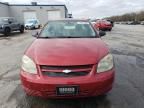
[106,11,144,22]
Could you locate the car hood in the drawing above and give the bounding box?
[26,38,109,65]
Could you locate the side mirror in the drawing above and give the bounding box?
[32,31,39,37]
[99,30,106,37]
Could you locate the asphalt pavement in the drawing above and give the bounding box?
[0,24,144,108]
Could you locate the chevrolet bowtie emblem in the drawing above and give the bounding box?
[62,69,72,74]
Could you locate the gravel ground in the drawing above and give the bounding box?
[0,24,144,108]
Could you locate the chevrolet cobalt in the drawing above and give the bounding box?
[20,19,115,98]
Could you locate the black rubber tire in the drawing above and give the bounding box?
[38,25,41,29]
[31,26,35,30]
[4,27,11,36]
[20,26,24,33]
[108,29,112,31]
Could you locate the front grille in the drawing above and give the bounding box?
[40,65,93,77]
[40,65,92,70]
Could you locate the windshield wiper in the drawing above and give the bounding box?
[37,36,96,38]
[37,36,74,38]
[37,36,51,38]
[59,36,96,38]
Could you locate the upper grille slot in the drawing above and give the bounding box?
[40,64,93,77]
[40,65,93,70]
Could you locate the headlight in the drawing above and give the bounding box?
[97,54,114,73]
[21,55,37,74]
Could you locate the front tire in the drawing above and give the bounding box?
[20,26,24,33]
[108,28,112,31]
[4,27,11,36]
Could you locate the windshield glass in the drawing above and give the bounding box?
[39,21,96,38]
[26,20,37,24]
[0,18,8,23]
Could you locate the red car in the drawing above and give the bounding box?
[20,19,115,98]
[94,20,112,31]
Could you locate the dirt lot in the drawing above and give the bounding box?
[0,24,144,108]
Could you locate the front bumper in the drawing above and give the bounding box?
[20,69,114,98]
[25,25,34,29]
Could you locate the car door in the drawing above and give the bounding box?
[13,19,20,30]
[8,18,20,30]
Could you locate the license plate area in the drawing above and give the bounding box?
[56,86,79,95]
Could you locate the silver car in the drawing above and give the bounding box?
[25,19,41,30]
[0,17,24,36]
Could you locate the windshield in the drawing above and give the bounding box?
[39,21,96,38]
[0,18,8,23]
[26,20,37,24]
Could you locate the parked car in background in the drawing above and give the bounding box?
[0,17,24,36]
[25,19,41,30]
[20,19,115,98]
[126,21,132,25]
[90,19,98,28]
[127,21,140,25]
[94,20,113,31]
[90,20,97,26]
[115,22,120,24]
[140,21,144,25]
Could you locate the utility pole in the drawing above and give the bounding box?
[65,0,73,18]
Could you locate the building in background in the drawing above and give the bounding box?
[0,2,68,25]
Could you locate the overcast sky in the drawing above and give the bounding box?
[0,0,144,18]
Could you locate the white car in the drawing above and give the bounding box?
[25,19,41,30]
[141,21,144,25]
